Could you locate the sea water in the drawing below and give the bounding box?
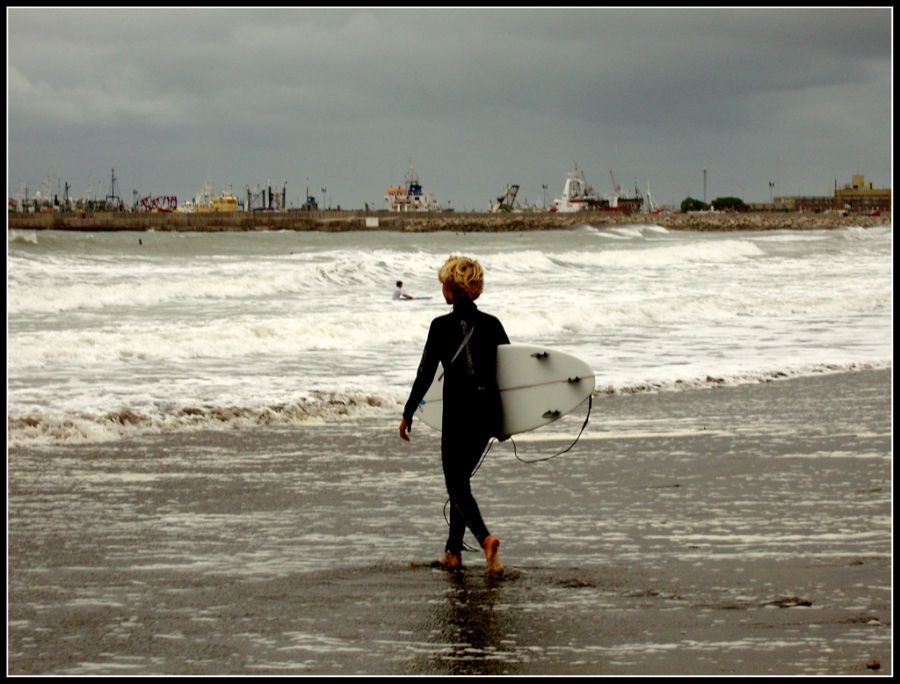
[7,223,892,447]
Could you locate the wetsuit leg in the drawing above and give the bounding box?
[446,499,467,555]
[442,430,491,554]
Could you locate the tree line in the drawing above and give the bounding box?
[681,196,748,212]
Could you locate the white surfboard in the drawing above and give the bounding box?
[415,344,595,437]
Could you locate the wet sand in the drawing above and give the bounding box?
[7,369,892,675]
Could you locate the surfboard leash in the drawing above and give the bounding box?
[441,436,496,541]
[508,394,593,464]
[442,395,593,552]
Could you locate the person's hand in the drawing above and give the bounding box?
[399,417,412,441]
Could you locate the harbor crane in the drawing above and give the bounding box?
[645,182,658,213]
[139,195,178,212]
[609,170,622,196]
[490,184,520,212]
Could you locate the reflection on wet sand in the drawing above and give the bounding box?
[416,568,519,675]
[8,370,892,675]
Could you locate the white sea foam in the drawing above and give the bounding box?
[7,391,400,448]
[7,360,889,448]
[7,226,892,445]
[8,229,39,245]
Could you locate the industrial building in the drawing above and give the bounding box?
[775,174,891,214]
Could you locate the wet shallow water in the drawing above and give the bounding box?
[8,370,892,674]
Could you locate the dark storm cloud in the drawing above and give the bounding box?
[8,7,892,208]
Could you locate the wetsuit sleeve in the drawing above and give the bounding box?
[497,319,510,346]
[403,320,441,423]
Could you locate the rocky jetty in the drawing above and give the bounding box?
[7,209,891,233]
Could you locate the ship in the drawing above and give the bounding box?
[180,183,241,213]
[610,173,645,215]
[385,160,441,212]
[551,164,604,212]
[550,164,644,214]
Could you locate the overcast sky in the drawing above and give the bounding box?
[8,7,893,210]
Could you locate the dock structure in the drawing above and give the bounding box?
[8,208,890,234]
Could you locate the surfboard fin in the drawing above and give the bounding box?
[568,376,581,383]
[543,409,561,419]
[531,352,549,360]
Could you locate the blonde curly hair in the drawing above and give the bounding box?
[438,255,484,301]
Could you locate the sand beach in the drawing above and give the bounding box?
[8,369,892,675]
[8,8,892,676]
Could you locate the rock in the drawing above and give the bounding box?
[767,596,813,608]
[557,578,595,588]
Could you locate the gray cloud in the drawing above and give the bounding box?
[8,7,891,209]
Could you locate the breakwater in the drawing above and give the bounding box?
[7,209,891,232]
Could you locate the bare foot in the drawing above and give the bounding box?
[441,551,463,569]
[483,534,504,575]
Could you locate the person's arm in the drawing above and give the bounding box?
[400,321,441,440]
[497,318,510,346]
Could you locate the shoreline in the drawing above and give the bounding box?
[7,360,891,450]
[7,209,891,233]
[8,369,892,675]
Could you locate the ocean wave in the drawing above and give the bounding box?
[8,235,822,317]
[7,248,441,315]
[8,307,434,368]
[8,361,889,447]
[749,233,830,243]
[7,391,399,448]
[483,239,765,282]
[595,226,645,240]
[595,360,889,396]
[9,276,891,370]
[840,225,893,240]
[8,230,39,245]
[580,223,669,236]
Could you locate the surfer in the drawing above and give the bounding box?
[393,281,414,300]
[399,255,509,574]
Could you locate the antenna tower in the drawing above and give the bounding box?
[106,168,122,209]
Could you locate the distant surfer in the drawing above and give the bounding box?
[393,280,414,300]
[399,256,509,574]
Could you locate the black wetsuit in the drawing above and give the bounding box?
[403,298,510,555]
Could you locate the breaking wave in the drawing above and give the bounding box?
[595,360,888,396]
[8,230,39,245]
[8,361,887,448]
[9,226,891,447]
[8,391,397,448]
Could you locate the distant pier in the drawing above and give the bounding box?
[6,209,891,233]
